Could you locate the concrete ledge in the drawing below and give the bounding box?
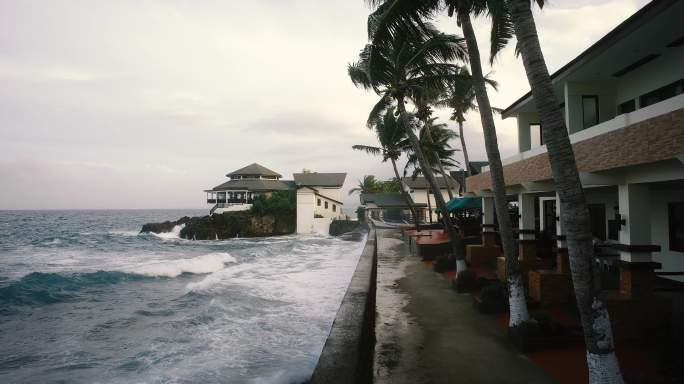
[310,227,377,384]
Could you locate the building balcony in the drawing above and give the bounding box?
[207,198,255,205]
[467,93,684,194]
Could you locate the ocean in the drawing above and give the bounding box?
[0,210,364,384]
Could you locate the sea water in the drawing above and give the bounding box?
[0,210,364,384]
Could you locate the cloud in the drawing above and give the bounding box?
[0,0,650,209]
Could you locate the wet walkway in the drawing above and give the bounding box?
[373,228,556,384]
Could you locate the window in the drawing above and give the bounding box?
[317,198,321,206]
[530,123,543,147]
[333,204,337,212]
[582,95,599,129]
[618,99,636,115]
[669,202,684,252]
[324,201,328,209]
[639,78,684,109]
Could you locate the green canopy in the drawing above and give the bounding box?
[438,197,482,213]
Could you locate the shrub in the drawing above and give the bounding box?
[250,191,295,217]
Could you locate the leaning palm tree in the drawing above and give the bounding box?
[352,107,422,230]
[348,23,469,272]
[348,175,382,196]
[437,67,498,176]
[413,97,459,200]
[366,0,529,327]
[488,0,624,380]
[404,118,460,182]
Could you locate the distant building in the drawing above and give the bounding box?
[205,163,346,234]
[402,176,460,223]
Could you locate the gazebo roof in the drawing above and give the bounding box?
[227,163,282,178]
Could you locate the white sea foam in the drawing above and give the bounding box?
[132,252,237,278]
[44,238,62,245]
[109,230,140,237]
[151,224,184,240]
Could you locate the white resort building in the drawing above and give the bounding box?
[465,0,684,281]
[403,176,460,223]
[205,163,347,234]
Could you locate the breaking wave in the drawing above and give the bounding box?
[150,224,184,240]
[131,252,237,278]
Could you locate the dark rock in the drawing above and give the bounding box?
[140,212,295,239]
[329,220,361,236]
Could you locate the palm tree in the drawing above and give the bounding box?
[489,0,624,380]
[348,175,382,195]
[437,67,498,177]
[348,23,469,272]
[413,97,460,200]
[404,118,460,182]
[353,107,422,230]
[366,0,529,327]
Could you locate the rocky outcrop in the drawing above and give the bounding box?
[140,211,295,239]
[329,220,362,236]
[140,216,192,234]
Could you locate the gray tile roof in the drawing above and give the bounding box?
[402,176,460,190]
[294,173,346,187]
[227,163,282,178]
[211,179,295,192]
[360,193,427,208]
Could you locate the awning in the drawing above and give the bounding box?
[438,197,482,213]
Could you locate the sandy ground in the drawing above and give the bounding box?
[373,228,557,384]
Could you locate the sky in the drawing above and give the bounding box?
[0,0,650,210]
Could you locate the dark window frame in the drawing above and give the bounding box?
[669,202,684,252]
[324,201,329,209]
[317,198,321,206]
[332,204,337,212]
[582,95,599,129]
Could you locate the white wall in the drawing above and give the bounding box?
[296,189,315,234]
[616,49,684,106]
[316,187,342,203]
[517,112,539,152]
[409,188,454,222]
[564,81,617,134]
[214,204,252,214]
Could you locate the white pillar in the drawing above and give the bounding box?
[482,196,495,232]
[618,183,652,262]
[518,193,536,240]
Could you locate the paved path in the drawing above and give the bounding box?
[374,228,557,384]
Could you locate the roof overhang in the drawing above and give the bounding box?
[501,0,681,119]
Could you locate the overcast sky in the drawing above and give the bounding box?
[0,0,649,210]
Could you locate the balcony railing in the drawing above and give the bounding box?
[207,199,255,205]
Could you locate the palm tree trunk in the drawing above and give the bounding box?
[397,96,467,272]
[459,13,528,325]
[426,190,433,222]
[509,1,622,381]
[422,121,455,201]
[391,158,421,231]
[458,119,471,177]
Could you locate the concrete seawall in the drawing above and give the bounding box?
[310,227,377,384]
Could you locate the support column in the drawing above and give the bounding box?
[518,193,537,262]
[482,196,496,245]
[555,193,570,274]
[467,196,500,269]
[615,183,661,298]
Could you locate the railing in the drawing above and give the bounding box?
[206,199,255,204]
[310,227,376,384]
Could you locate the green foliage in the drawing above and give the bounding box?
[250,191,296,217]
[356,206,367,221]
